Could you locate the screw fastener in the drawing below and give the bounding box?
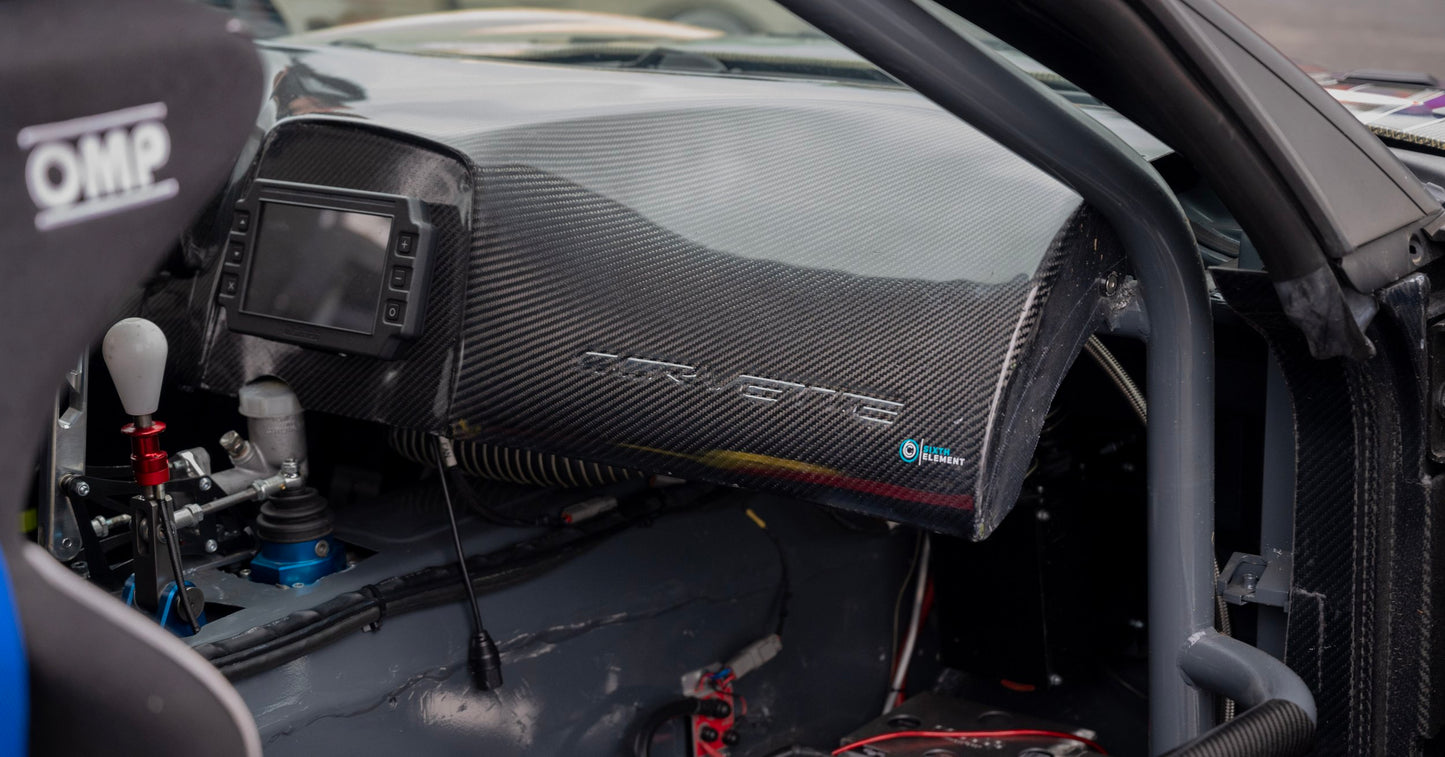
[1101,272,1121,297]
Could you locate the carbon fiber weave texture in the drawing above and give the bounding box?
[197,122,473,431]
[1214,270,1443,755]
[159,61,1116,537]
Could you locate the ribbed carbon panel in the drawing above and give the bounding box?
[1214,270,1444,755]
[160,65,1125,537]
[1211,271,1358,749]
[389,428,642,489]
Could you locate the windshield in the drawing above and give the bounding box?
[230,0,821,40]
[213,0,1030,88]
[212,0,1445,146]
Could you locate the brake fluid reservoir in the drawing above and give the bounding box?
[237,378,306,471]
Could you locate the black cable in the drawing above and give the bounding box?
[159,495,201,633]
[758,519,791,637]
[436,435,504,691]
[201,517,615,672]
[206,544,583,676]
[197,482,715,679]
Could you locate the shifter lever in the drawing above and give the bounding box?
[102,318,170,500]
[101,318,203,634]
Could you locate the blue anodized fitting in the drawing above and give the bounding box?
[122,575,207,637]
[248,535,345,586]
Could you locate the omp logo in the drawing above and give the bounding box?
[580,351,903,426]
[18,102,177,231]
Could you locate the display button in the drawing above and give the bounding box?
[220,274,240,297]
[389,266,411,291]
[384,300,406,323]
[233,211,249,232]
[396,233,416,256]
[227,242,244,264]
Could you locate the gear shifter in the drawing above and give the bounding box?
[102,318,203,634]
[102,318,170,500]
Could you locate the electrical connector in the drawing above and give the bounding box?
[469,630,504,691]
[561,495,618,525]
[724,634,782,681]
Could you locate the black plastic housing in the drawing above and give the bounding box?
[220,180,433,359]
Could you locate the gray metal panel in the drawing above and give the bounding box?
[223,491,914,756]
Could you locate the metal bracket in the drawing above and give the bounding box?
[42,355,88,562]
[1101,274,1150,340]
[1216,551,1292,610]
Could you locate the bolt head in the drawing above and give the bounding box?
[219,430,243,454]
[314,540,330,558]
[199,477,212,492]
[238,568,251,578]
[1048,673,1064,687]
[204,539,219,554]
[1102,272,1121,296]
[291,582,305,589]
[71,480,91,497]
[1035,509,1051,522]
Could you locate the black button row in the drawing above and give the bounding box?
[385,232,417,323]
[220,208,249,301]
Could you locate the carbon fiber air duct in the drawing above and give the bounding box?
[390,429,642,488]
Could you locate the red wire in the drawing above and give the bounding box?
[831,729,1108,756]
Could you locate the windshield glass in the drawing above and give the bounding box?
[212,0,1445,143]
[213,0,1047,88]
[234,0,821,39]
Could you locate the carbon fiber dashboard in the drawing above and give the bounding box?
[154,46,1128,538]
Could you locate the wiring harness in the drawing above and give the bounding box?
[194,483,709,680]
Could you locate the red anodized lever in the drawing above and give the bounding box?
[120,421,170,487]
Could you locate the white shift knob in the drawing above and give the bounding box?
[102,317,168,417]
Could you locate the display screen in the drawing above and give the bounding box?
[243,202,393,334]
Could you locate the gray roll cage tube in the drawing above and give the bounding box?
[773,0,1313,753]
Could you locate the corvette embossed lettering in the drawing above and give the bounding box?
[579,351,903,425]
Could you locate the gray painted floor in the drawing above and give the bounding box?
[1221,0,1444,80]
